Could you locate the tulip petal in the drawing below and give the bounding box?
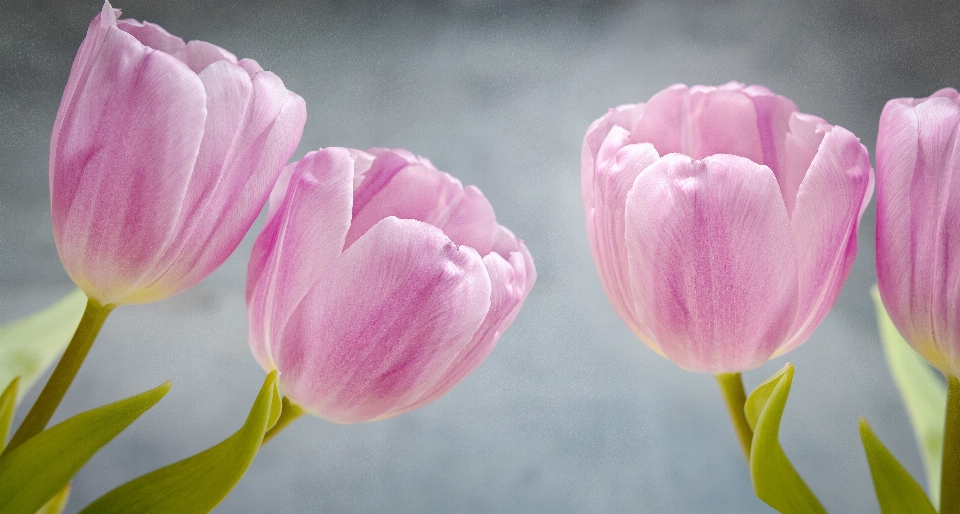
[347,157,502,254]
[275,217,491,423]
[392,241,535,417]
[877,98,960,374]
[584,125,662,345]
[581,103,646,204]
[632,84,764,162]
[128,65,306,302]
[171,40,238,74]
[778,113,829,216]
[116,19,185,54]
[624,154,799,372]
[50,17,206,305]
[247,149,355,371]
[237,58,263,77]
[779,126,873,355]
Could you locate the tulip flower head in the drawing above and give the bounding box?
[50,2,306,305]
[582,83,873,372]
[247,148,536,423]
[876,88,960,377]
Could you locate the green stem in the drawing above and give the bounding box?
[941,375,960,514]
[261,396,304,445]
[3,298,113,456]
[716,372,754,463]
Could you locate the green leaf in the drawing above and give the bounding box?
[859,417,936,514]
[0,381,170,513]
[747,363,827,514]
[35,483,71,514]
[872,287,947,504]
[0,377,18,452]
[80,371,282,514]
[0,289,87,402]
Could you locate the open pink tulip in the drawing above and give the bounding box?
[876,88,960,377]
[247,148,535,423]
[50,2,306,305]
[582,83,873,372]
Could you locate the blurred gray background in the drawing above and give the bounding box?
[2,0,959,512]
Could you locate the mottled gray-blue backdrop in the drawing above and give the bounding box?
[2,0,958,512]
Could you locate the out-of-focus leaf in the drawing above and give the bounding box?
[80,371,281,514]
[747,363,827,514]
[0,382,170,513]
[860,417,936,514]
[0,289,87,402]
[35,483,71,514]
[0,377,18,452]
[872,286,947,503]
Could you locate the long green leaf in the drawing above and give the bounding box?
[0,381,170,513]
[0,289,87,402]
[80,371,281,514]
[35,484,71,514]
[859,417,936,514]
[747,363,827,514]
[0,377,18,452]
[871,287,947,503]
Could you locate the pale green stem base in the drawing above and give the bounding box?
[3,298,113,456]
[941,375,960,514]
[716,372,754,463]
[262,396,304,446]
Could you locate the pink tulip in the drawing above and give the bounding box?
[247,148,536,423]
[876,88,960,377]
[582,83,873,372]
[50,2,306,305]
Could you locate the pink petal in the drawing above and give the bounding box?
[389,240,535,417]
[275,217,491,423]
[347,155,502,254]
[583,125,661,345]
[133,67,306,301]
[237,58,263,77]
[877,97,960,374]
[777,113,829,216]
[624,154,799,372]
[171,39,239,74]
[778,126,873,356]
[632,84,764,162]
[50,13,206,305]
[116,18,185,54]
[581,102,646,204]
[247,148,355,371]
[437,186,499,256]
[350,149,414,218]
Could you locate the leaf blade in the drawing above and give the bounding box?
[0,382,170,513]
[859,417,936,514]
[35,483,71,514]
[748,363,827,514]
[872,286,947,503]
[0,289,87,402]
[0,377,19,452]
[80,371,281,514]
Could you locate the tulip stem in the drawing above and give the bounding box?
[715,372,753,463]
[941,375,960,514]
[262,396,304,445]
[3,298,113,456]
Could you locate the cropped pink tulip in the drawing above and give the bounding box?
[50,2,306,305]
[876,88,960,377]
[582,83,874,372]
[247,148,536,423]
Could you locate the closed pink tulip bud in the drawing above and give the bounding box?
[50,2,306,305]
[582,83,873,372]
[247,148,536,423]
[876,88,960,377]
